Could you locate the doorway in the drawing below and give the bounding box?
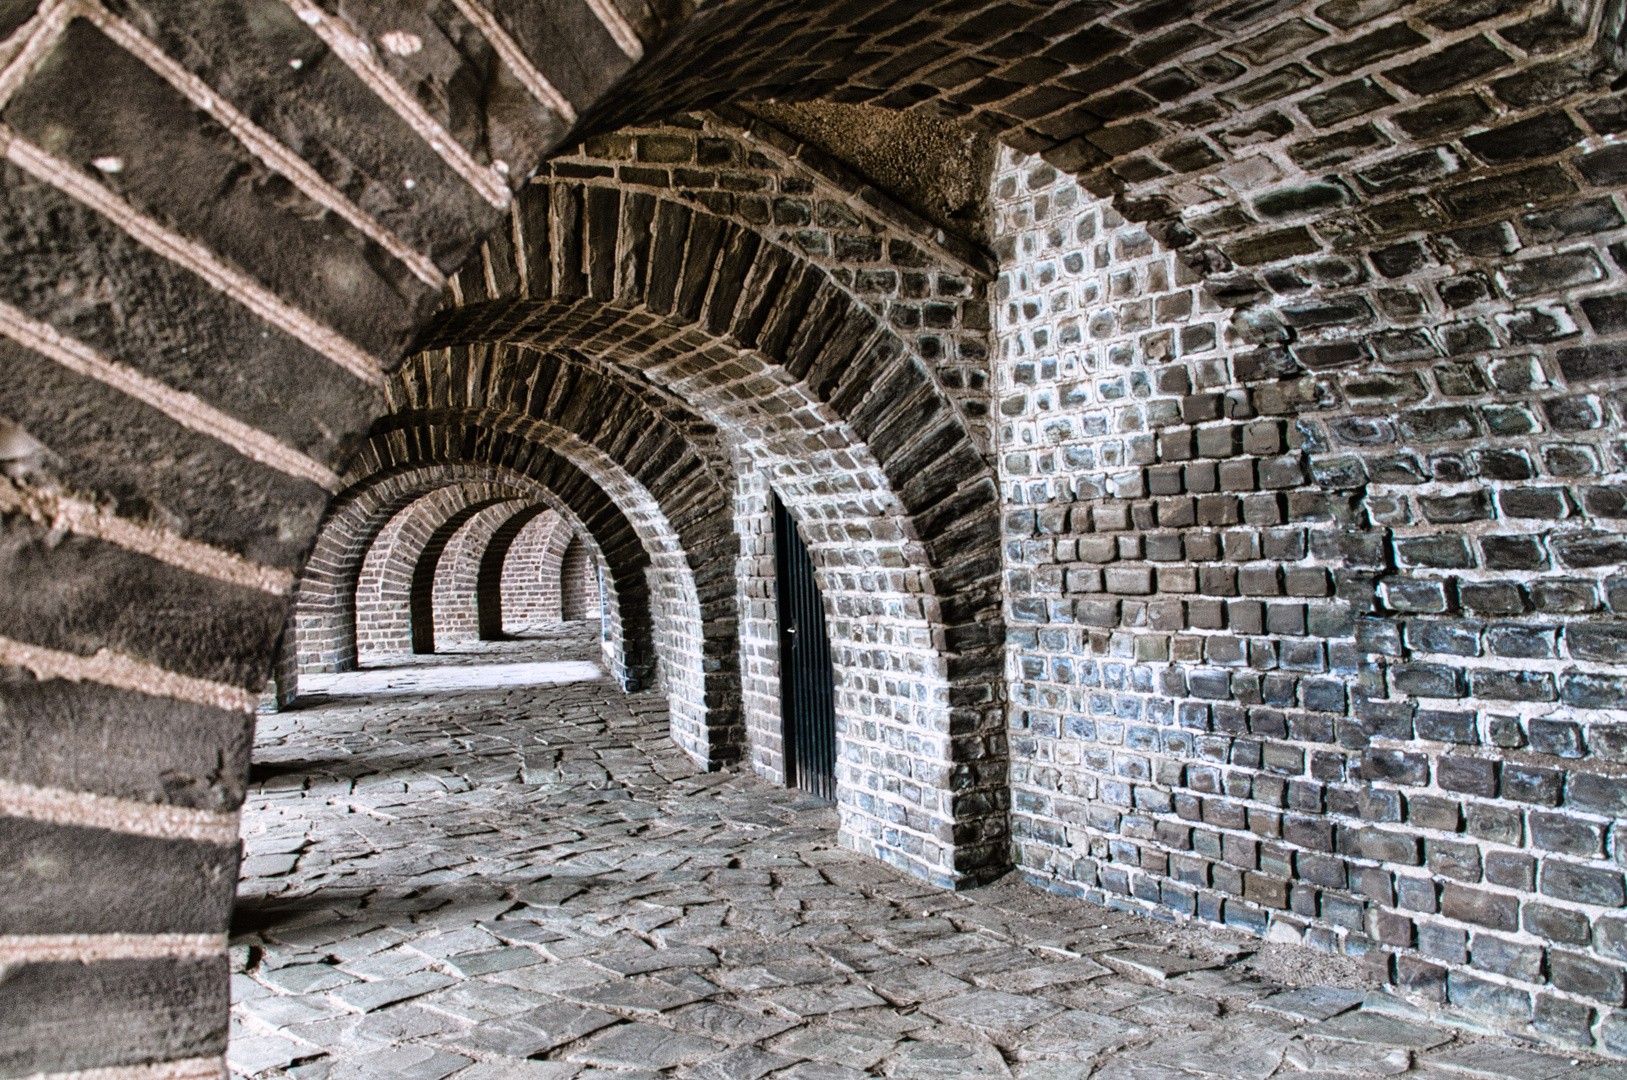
[773,492,837,800]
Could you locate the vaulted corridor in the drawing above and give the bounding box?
[228,629,1608,1080]
[11,0,1627,1070]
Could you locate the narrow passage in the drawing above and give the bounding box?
[230,628,1612,1080]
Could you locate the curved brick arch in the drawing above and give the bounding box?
[304,480,529,672]
[417,185,1010,885]
[559,533,602,619]
[425,184,1005,675]
[295,461,646,693]
[594,2,1627,279]
[354,414,735,763]
[383,346,745,754]
[408,498,523,655]
[479,505,572,636]
[432,499,541,643]
[351,489,523,660]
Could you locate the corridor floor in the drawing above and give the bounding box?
[231,627,1619,1080]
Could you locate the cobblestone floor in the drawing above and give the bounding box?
[232,626,1620,1080]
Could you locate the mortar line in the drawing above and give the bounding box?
[0,129,385,386]
[0,476,296,596]
[0,635,257,714]
[280,0,511,209]
[83,2,445,289]
[446,0,578,123]
[0,0,73,112]
[580,0,644,59]
[0,300,343,491]
[0,778,240,844]
[24,1057,225,1080]
[0,933,228,964]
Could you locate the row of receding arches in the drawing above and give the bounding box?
[283,479,601,673]
[255,177,1009,888]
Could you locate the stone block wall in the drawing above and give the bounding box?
[993,35,1627,1045]
[546,110,998,452]
[735,464,789,787]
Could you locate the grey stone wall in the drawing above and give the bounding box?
[993,20,1627,1044]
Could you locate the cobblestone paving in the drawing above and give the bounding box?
[232,627,1620,1080]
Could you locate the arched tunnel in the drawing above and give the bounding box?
[4,0,1627,1074]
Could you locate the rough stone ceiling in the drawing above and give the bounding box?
[738,100,997,243]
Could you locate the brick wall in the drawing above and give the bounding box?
[559,533,601,620]
[421,144,1009,886]
[993,8,1627,1040]
[350,489,520,658]
[498,510,571,629]
[735,465,788,786]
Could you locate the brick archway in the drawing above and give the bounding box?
[7,0,1627,1069]
[292,461,647,697]
[408,498,520,655]
[380,345,747,761]
[559,533,601,619]
[416,184,1009,886]
[346,413,732,762]
[431,499,540,643]
[478,505,573,636]
[349,489,523,660]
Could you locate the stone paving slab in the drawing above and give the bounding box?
[231,630,1617,1080]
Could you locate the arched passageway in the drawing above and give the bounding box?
[6,0,1627,1071]
[487,507,576,634]
[427,498,531,646]
[348,489,525,660]
[418,180,1009,889]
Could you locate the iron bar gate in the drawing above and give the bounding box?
[773,492,836,800]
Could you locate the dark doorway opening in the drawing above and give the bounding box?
[774,492,836,801]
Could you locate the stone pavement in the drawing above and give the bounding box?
[232,626,1620,1080]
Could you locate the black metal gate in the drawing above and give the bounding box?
[774,492,836,800]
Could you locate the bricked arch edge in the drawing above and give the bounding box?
[384,345,744,751]
[421,184,1009,881]
[559,533,602,620]
[410,498,520,655]
[423,500,529,647]
[424,184,1004,682]
[299,480,537,673]
[351,490,524,660]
